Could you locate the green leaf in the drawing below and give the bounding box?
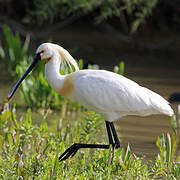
[171,131,177,163]
[170,115,177,134]
[131,19,142,34]
[166,133,171,164]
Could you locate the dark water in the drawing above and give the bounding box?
[117,69,180,159]
[1,24,180,159]
[1,67,179,160]
[116,77,179,159]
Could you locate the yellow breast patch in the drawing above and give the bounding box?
[59,74,74,98]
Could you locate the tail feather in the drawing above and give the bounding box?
[143,87,174,116]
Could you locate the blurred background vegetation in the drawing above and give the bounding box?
[1,0,180,33]
[1,0,180,70]
[0,0,179,32]
[1,0,159,31]
[0,1,180,178]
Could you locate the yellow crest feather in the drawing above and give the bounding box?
[56,45,79,72]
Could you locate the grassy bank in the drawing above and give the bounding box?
[0,24,180,179]
[0,105,179,179]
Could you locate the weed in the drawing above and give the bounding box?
[0,25,30,77]
[0,106,179,179]
[0,25,179,179]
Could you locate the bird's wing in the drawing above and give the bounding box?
[73,70,173,117]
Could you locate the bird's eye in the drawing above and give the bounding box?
[40,50,44,53]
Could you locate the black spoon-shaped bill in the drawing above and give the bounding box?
[7,53,41,101]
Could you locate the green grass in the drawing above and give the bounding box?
[0,104,180,179]
[0,24,180,179]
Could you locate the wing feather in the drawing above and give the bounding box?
[73,70,173,119]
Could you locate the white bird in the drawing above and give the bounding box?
[6,43,174,161]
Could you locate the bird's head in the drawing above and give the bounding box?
[36,43,54,63]
[5,43,79,105]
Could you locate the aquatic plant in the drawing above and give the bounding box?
[0,24,30,77]
[0,106,179,179]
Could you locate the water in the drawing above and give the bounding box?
[1,24,180,159]
[117,67,180,159]
[1,66,179,160]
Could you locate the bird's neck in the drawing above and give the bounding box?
[45,56,65,91]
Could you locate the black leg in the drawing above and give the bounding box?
[105,121,115,164]
[109,122,120,148]
[105,121,114,145]
[59,121,120,161]
[59,143,109,161]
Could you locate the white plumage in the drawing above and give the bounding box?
[37,43,173,122]
[71,70,173,121]
[7,42,174,161]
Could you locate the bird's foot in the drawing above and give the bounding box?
[59,143,80,161]
[59,143,110,161]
